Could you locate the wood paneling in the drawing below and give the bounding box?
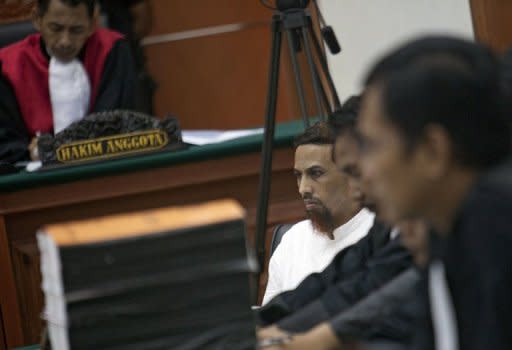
[0,217,23,348]
[0,147,305,348]
[149,0,271,35]
[0,309,5,350]
[470,0,512,53]
[11,241,43,344]
[0,1,34,24]
[145,0,319,128]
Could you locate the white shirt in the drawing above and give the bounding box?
[262,208,375,305]
[429,260,459,350]
[49,57,91,134]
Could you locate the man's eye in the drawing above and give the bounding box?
[342,167,354,176]
[310,170,324,178]
[70,27,85,35]
[49,25,63,32]
[347,167,361,178]
[359,139,375,154]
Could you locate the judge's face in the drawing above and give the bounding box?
[294,144,358,234]
[357,86,434,225]
[34,0,96,62]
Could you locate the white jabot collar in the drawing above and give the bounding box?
[49,57,90,134]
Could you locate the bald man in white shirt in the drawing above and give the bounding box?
[262,122,374,305]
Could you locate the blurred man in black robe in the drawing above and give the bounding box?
[358,36,512,350]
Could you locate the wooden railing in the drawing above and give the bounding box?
[0,1,35,24]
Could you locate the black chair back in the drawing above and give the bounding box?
[270,223,294,257]
[0,20,36,48]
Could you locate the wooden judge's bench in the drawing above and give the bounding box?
[0,1,323,346]
[0,121,307,349]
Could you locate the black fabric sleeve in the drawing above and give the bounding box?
[329,268,420,342]
[277,299,330,331]
[320,239,412,318]
[275,239,412,332]
[257,221,392,326]
[258,235,373,326]
[0,68,30,163]
[443,179,512,350]
[93,39,137,113]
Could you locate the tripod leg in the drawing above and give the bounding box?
[254,14,282,304]
[301,26,326,121]
[312,62,332,116]
[308,26,342,110]
[286,30,310,128]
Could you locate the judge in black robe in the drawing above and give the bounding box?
[0,29,136,164]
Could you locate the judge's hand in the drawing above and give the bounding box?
[28,136,39,161]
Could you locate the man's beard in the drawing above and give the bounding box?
[305,202,336,238]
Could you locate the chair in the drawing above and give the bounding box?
[269,223,294,257]
[0,20,36,49]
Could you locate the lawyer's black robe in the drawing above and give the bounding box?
[415,159,512,350]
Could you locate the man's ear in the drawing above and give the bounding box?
[419,124,453,179]
[31,6,42,31]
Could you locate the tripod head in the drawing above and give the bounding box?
[261,0,310,11]
[262,0,341,55]
[276,0,310,11]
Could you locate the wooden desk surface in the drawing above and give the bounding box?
[0,120,308,349]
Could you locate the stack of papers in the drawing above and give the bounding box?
[38,200,257,350]
[182,128,263,146]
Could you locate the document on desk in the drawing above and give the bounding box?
[182,128,263,145]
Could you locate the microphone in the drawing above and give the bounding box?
[321,26,341,54]
[313,0,341,55]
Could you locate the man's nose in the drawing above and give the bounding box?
[359,158,374,186]
[58,32,72,48]
[349,179,363,198]
[359,168,377,202]
[298,177,312,196]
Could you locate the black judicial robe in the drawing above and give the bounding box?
[0,29,137,163]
